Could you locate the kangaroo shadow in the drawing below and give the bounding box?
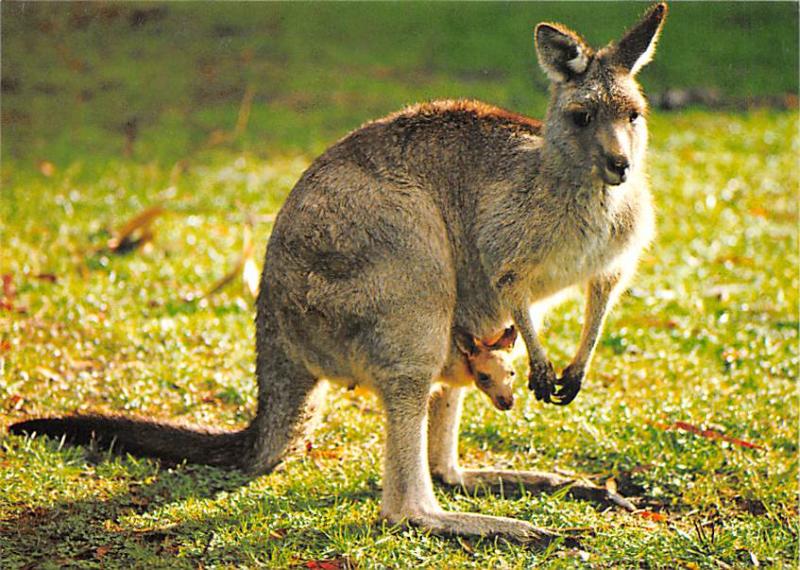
[0,436,386,568]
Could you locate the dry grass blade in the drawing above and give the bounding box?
[233,84,256,139]
[203,221,260,300]
[241,223,260,298]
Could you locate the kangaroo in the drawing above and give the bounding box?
[439,326,517,411]
[10,4,666,543]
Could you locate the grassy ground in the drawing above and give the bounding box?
[1,3,798,569]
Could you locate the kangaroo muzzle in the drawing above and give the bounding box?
[604,153,630,185]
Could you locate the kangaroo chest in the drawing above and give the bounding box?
[520,198,635,300]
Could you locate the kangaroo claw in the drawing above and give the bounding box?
[528,359,557,402]
[551,364,584,406]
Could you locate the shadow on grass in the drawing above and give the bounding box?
[0,447,383,567]
[3,436,627,567]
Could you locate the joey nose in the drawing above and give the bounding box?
[605,154,630,183]
[496,395,513,411]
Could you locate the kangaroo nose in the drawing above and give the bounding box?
[606,154,630,181]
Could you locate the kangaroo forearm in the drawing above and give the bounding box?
[570,272,624,370]
[511,306,548,364]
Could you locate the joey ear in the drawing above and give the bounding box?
[501,326,518,349]
[454,328,479,357]
[487,326,518,350]
[608,3,668,75]
[535,23,593,83]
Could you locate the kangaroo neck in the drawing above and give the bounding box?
[536,130,598,197]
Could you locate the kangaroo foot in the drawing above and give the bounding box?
[384,507,561,545]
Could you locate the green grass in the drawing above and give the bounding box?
[1,3,798,569]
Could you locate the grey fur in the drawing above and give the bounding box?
[10,3,666,543]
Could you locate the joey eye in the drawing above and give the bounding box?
[629,111,640,123]
[571,111,592,128]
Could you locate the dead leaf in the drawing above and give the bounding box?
[457,537,475,554]
[34,273,58,283]
[39,161,56,177]
[6,394,25,411]
[650,420,764,451]
[204,263,240,299]
[268,528,287,540]
[308,448,341,460]
[638,510,668,522]
[233,85,256,138]
[69,359,101,372]
[94,545,111,560]
[106,205,165,254]
[304,560,345,570]
[203,222,260,300]
[35,366,64,383]
[605,477,618,495]
[2,274,15,301]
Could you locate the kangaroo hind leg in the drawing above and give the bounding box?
[379,373,556,544]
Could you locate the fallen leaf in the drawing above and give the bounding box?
[268,528,287,540]
[106,205,165,254]
[2,274,15,300]
[34,273,58,283]
[649,420,764,450]
[605,477,618,495]
[638,510,668,522]
[204,264,240,299]
[457,537,475,554]
[6,394,25,411]
[308,448,341,460]
[39,161,56,177]
[94,545,111,560]
[204,222,261,300]
[35,366,63,383]
[69,359,101,372]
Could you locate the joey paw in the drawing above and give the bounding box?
[528,359,557,403]
[552,363,584,406]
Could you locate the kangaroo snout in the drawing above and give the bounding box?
[604,153,630,185]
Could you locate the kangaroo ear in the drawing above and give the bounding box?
[535,23,593,83]
[454,328,479,357]
[609,3,668,76]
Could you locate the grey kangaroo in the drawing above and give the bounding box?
[11,4,666,542]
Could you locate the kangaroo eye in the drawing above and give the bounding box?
[571,111,592,128]
[477,373,491,386]
[629,111,640,123]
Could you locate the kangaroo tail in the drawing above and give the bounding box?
[8,415,253,468]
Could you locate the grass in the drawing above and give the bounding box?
[1,3,798,569]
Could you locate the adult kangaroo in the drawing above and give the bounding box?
[12,4,666,542]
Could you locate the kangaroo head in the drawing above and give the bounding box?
[535,3,667,187]
[454,328,517,411]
